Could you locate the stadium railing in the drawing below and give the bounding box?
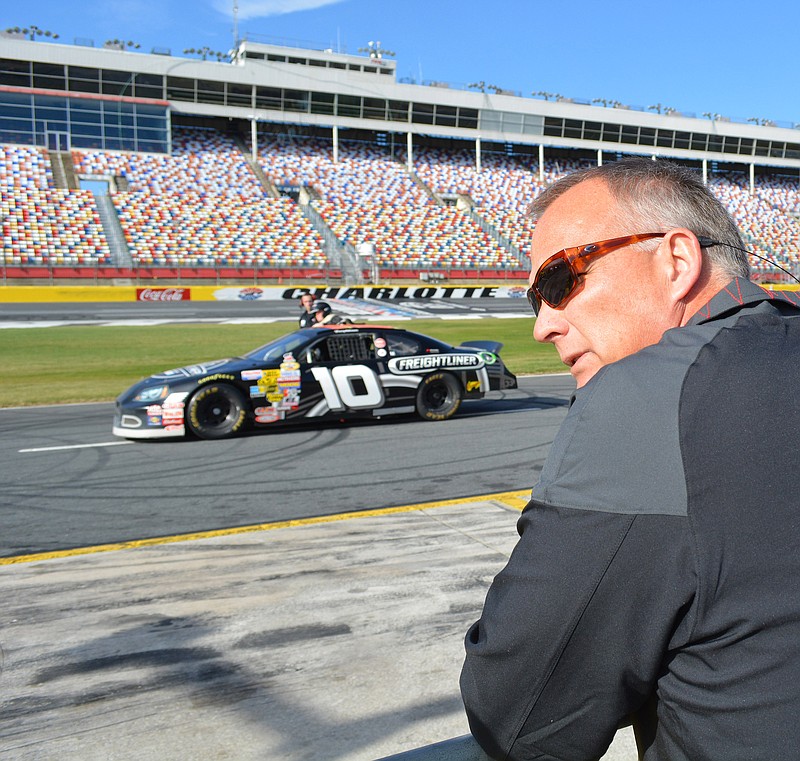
[0,264,529,285]
[0,264,338,285]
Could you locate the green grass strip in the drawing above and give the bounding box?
[0,318,564,407]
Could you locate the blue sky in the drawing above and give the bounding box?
[5,0,799,125]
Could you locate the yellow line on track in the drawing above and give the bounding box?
[1,489,530,566]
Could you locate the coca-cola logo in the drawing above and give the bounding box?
[136,287,191,302]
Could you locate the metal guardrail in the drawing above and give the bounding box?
[374,734,493,761]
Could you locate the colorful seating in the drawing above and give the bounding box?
[73,127,325,266]
[4,130,800,277]
[113,193,325,266]
[1,144,110,265]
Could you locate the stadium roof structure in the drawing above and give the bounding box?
[2,35,800,172]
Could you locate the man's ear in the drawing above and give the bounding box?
[662,228,704,302]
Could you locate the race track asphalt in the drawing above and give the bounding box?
[0,376,572,558]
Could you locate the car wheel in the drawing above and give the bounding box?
[416,372,462,421]
[186,384,249,439]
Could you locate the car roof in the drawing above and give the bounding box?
[317,324,396,330]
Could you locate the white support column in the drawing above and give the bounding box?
[750,163,755,195]
[332,125,339,164]
[702,158,708,184]
[597,148,602,167]
[407,132,413,171]
[250,117,257,162]
[475,137,482,173]
[538,144,544,183]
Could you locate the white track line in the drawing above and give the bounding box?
[20,441,133,453]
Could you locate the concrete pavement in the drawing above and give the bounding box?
[0,493,637,761]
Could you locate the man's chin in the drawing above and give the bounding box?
[570,356,600,388]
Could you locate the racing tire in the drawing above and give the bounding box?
[415,372,462,421]
[186,383,249,440]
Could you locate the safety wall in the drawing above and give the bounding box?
[0,284,532,303]
[2,282,797,303]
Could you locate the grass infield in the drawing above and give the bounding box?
[0,318,565,408]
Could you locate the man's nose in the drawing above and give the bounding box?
[532,302,564,344]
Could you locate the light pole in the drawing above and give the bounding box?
[748,117,776,127]
[5,25,59,41]
[648,103,676,115]
[184,47,229,62]
[358,40,395,60]
[104,39,140,51]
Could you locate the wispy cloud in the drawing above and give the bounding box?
[212,0,346,21]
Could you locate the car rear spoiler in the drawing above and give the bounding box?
[459,340,504,354]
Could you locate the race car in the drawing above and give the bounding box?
[112,324,517,440]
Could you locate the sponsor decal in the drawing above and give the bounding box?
[241,369,263,381]
[377,348,387,358]
[198,373,237,385]
[479,351,498,365]
[252,354,302,421]
[250,385,264,397]
[237,287,264,301]
[136,287,190,302]
[201,286,267,301]
[466,380,481,392]
[277,354,301,409]
[147,416,162,426]
[146,404,163,416]
[257,369,281,396]
[388,353,484,374]
[255,408,281,424]
[164,423,185,432]
[374,337,387,349]
[279,389,300,410]
[163,392,188,408]
[162,408,184,422]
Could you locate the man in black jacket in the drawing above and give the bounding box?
[461,157,800,761]
[298,292,316,328]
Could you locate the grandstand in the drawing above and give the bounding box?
[1,34,800,283]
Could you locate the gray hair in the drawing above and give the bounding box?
[528,157,749,279]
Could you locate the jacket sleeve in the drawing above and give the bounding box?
[460,500,696,761]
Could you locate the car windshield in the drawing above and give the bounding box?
[244,331,312,362]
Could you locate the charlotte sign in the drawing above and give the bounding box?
[212,285,528,301]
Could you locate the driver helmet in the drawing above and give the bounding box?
[312,300,332,317]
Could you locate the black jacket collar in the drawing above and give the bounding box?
[688,277,800,325]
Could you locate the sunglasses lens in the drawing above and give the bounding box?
[537,259,575,310]
[526,285,540,315]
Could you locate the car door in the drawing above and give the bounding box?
[302,331,386,419]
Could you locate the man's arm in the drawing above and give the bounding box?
[461,502,696,761]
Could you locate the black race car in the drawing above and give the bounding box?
[112,325,517,440]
